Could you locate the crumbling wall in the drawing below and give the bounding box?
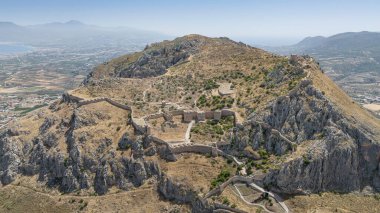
[62,92,84,103]
[144,113,164,120]
[170,110,184,116]
[131,118,147,133]
[170,144,214,155]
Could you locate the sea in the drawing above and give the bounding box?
[0,43,33,55]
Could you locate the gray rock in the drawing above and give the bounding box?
[234,81,380,194]
[61,166,79,192]
[118,39,202,78]
[94,164,109,195]
[39,117,56,133]
[0,135,22,185]
[118,133,132,150]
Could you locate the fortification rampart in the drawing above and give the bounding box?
[170,110,184,116]
[106,99,131,110]
[150,136,170,147]
[169,143,218,156]
[62,92,84,103]
[144,113,164,120]
[61,93,239,157]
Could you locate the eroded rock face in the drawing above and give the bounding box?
[0,133,22,184]
[158,176,195,203]
[119,39,202,78]
[158,176,215,213]
[232,81,380,194]
[0,109,162,195]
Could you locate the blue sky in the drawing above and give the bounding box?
[1,0,380,45]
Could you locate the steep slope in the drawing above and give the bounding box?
[232,55,380,194]
[265,31,380,106]
[1,35,380,212]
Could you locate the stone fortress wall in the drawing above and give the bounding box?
[170,143,216,155]
[62,92,237,156]
[61,92,286,212]
[62,92,84,103]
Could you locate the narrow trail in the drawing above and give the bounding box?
[142,84,152,102]
[233,184,275,213]
[248,183,289,213]
[185,120,195,143]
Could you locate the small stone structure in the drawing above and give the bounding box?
[213,110,222,120]
[218,83,235,96]
[132,118,147,133]
[197,111,205,121]
[183,110,195,122]
[183,110,233,123]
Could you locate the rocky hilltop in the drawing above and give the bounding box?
[1,35,380,212]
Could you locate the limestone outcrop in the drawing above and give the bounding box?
[233,78,380,194]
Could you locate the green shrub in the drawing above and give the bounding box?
[222,197,230,205]
[204,80,219,90]
[246,165,253,175]
[258,148,269,160]
[210,169,231,189]
[303,155,311,165]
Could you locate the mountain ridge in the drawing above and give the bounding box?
[264,31,380,109]
[0,20,170,46]
[1,35,380,212]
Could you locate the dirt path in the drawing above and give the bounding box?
[185,120,195,143]
[233,184,275,213]
[142,83,152,102]
[248,183,289,213]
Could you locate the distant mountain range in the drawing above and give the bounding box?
[0,20,170,48]
[268,31,380,57]
[264,31,380,105]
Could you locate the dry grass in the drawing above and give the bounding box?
[160,154,234,194]
[309,61,380,141]
[0,184,76,213]
[0,182,190,213]
[147,116,188,142]
[286,192,380,213]
[74,101,131,143]
[71,35,296,122]
[218,186,260,212]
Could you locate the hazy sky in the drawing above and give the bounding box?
[1,0,380,45]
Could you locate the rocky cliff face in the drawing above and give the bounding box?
[119,39,202,78]
[158,175,215,213]
[0,102,162,195]
[233,75,380,194]
[85,36,204,81]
